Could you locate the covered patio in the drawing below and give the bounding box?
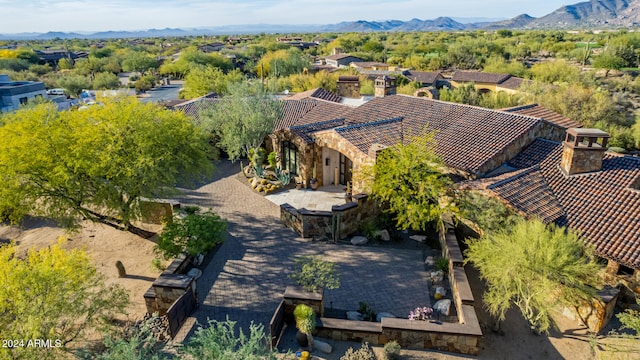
[265,185,348,211]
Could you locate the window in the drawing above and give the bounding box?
[19,97,28,105]
[281,141,298,175]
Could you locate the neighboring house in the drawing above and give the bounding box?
[450,71,531,94]
[34,49,85,67]
[324,54,364,68]
[467,128,640,275]
[350,62,391,71]
[0,74,47,112]
[403,70,444,87]
[165,93,219,127]
[197,42,225,53]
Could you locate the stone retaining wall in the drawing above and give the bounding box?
[144,254,194,315]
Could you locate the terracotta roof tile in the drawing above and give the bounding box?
[334,95,541,174]
[404,71,442,85]
[452,71,511,84]
[286,88,342,103]
[485,139,640,269]
[497,76,532,90]
[502,104,582,129]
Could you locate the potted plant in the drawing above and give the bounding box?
[294,304,316,350]
[309,163,319,190]
[294,176,303,190]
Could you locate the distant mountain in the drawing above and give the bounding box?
[471,14,536,30]
[527,0,638,28]
[2,0,640,40]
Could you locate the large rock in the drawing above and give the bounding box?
[350,236,368,245]
[314,339,333,354]
[409,235,427,243]
[347,311,364,321]
[375,229,391,241]
[434,299,452,316]
[425,256,435,266]
[376,312,396,322]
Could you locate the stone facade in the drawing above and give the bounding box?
[280,194,378,241]
[374,75,397,98]
[314,130,373,193]
[337,76,360,98]
[560,128,610,175]
[144,254,194,315]
[270,130,316,187]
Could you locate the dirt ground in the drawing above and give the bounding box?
[2,218,638,360]
[0,217,165,321]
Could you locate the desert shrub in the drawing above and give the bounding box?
[289,255,340,293]
[340,342,375,360]
[435,257,449,273]
[155,209,226,259]
[383,340,401,360]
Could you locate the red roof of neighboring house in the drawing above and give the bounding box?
[497,76,532,90]
[502,104,582,130]
[483,138,640,269]
[452,71,511,84]
[404,71,442,85]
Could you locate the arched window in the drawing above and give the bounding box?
[281,141,299,175]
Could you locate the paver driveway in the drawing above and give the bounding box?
[172,160,432,342]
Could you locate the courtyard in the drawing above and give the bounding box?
[171,160,436,342]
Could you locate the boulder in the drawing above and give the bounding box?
[187,268,202,280]
[430,271,444,282]
[376,312,396,322]
[350,236,368,245]
[314,339,333,354]
[375,229,391,241]
[409,235,427,243]
[435,286,446,297]
[425,256,435,266]
[193,254,205,266]
[434,299,452,316]
[347,311,364,321]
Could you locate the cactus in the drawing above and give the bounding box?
[276,167,291,185]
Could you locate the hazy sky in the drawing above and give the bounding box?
[1,0,574,33]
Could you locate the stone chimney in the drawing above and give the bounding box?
[337,75,360,98]
[374,75,396,98]
[560,128,610,175]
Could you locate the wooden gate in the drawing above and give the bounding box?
[269,300,286,350]
[166,289,197,338]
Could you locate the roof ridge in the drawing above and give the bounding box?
[501,103,538,112]
[290,117,345,131]
[335,116,404,132]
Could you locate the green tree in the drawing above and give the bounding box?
[156,209,227,259]
[368,131,453,231]
[93,71,121,89]
[200,82,282,160]
[593,53,627,77]
[121,52,158,73]
[465,219,602,334]
[294,304,316,351]
[0,98,214,234]
[57,57,73,70]
[0,239,129,359]
[57,74,91,97]
[529,59,581,84]
[181,318,277,360]
[181,66,243,98]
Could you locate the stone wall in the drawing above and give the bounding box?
[139,201,176,224]
[283,286,325,322]
[280,194,379,241]
[270,130,315,187]
[144,254,194,315]
[316,308,482,355]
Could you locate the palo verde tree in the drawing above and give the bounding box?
[465,219,602,334]
[0,97,214,234]
[200,82,282,161]
[367,131,453,231]
[0,239,129,360]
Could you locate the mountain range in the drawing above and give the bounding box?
[1,0,639,40]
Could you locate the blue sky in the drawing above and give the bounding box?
[1,0,573,33]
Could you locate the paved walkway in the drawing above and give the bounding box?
[172,160,433,342]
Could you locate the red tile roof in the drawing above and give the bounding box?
[333,95,541,175]
[452,71,511,84]
[286,88,342,103]
[502,104,582,130]
[485,139,640,269]
[274,98,352,132]
[497,76,532,90]
[404,71,442,85]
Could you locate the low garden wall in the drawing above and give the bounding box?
[144,254,194,315]
[280,193,379,241]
